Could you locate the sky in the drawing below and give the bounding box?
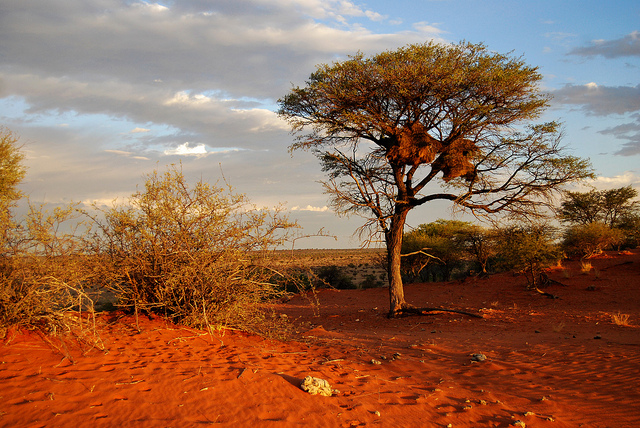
[1,0,639,248]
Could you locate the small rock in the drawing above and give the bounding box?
[300,376,333,397]
[512,421,526,427]
[479,399,487,405]
[370,359,382,365]
[594,334,602,339]
[471,353,487,362]
[373,410,380,417]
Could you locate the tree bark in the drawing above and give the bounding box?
[386,206,409,316]
[385,205,483,319]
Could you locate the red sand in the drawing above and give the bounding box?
[1,250,639,427]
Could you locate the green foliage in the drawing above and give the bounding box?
[90,164,297,334]
[401,220,497,282]
[562,222,624,259]
[402,220,475,281]
[316,265,355,289]
[495,224,562,289]
[558,186,639,251]
[617,213,640,248]
[559,186,639,228]
[271,269,312,294]
[359,274,382,289]
[279,40,593,313]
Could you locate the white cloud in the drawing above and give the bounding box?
[291,205,330,212]
[590,172,640,189]
[413,22,446,35]
[163,142,208,156]
[163,92,212,108]
[105,149,134,156]
[105,149,151,160]
[130,127,150,133]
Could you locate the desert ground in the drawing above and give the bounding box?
[1,249,638,427]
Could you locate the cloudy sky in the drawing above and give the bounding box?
[1,0,639,248]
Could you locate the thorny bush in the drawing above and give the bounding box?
[89,165,299,335]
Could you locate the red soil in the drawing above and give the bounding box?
[1,250,639,427]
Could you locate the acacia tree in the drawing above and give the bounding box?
[278,41,593,317]
[558,186,639,228]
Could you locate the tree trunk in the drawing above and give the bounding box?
[386,207,409,316]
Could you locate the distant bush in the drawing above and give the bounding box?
[616,214,640,249]
[494,223,562,289]
[271,269,312,294]
[562,222,624,259]
[359,273,382,289]
[316,265,355,289]
[401,220,496,282]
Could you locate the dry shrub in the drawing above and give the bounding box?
[89,164,298,336]
[1,127,103,335]
[0,203,98,334]
[580,261,592,274]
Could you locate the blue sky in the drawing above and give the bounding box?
[1,0,639,248]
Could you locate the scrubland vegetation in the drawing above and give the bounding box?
[1,121,638,337]
[0,127,307,336]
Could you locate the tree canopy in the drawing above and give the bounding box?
[558,186,639,228]
[278,41,593,316]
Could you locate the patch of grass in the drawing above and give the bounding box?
[580,261,592,274]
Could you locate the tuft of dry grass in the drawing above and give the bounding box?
[580,261,592,274]
[611,312,631,326]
